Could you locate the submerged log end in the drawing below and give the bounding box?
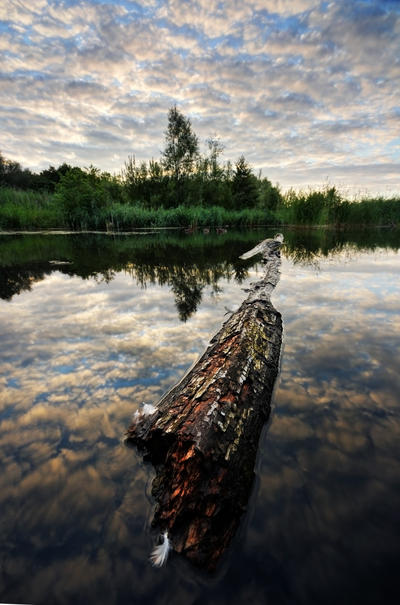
[126,237,284,570]
[148,437,257,570]
[126,303,282,570]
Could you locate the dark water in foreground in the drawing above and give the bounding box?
[0,229,399,605]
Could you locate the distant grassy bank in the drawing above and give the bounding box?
[275,188,400,228]
[0,187,277,230]
[1,185,399,231]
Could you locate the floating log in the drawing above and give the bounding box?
[126,234,284,570]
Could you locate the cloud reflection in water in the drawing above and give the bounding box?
[0,234,399,604]
[250,249,400,604]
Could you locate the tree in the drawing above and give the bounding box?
[259,177,282,211]
[0,152,34,189]
[0,152,5,184]
[55,166,109,228]
[161,106,199,180]
[206,136,224,179]
[35,163,72,192]
[232,155,259,209]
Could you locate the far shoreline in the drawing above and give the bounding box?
[0,222,398,236]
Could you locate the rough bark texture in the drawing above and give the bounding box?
[126,236,283,570]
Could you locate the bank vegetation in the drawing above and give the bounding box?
[1,107,398,231]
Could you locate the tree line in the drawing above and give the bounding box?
[2,106,398,231]
[0,106,282,217]
[0,154,71,192]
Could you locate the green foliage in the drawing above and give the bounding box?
[258,177,282,211]
[0,187,64,229]
[232,155,259,209]
[122,156,171,207]
[276,187,400,227]
[0,153,75,192]
[98,203,277,230]
[0,109,277,222]
[54,166,121,228]
[0,153,35,189]
[34,163,72,192]
[162,106,199,180]
[206,137,225,180]
[278,187,343,224]
[1,106,399,231]
[338,197,400,226]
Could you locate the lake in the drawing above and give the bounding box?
[0,228,399,605]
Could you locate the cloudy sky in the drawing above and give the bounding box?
[1,0,399,195]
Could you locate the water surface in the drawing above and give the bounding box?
[0,229,399,605]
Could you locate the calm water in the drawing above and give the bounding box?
[0,229,399,605]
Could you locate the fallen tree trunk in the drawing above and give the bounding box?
[126,234,284,570]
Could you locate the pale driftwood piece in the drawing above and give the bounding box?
[126,234,283,570]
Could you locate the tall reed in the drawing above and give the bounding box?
[0,187,65,229]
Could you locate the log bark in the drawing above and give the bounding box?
[126,235,283,570]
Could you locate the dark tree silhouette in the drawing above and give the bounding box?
[232,155,259,209]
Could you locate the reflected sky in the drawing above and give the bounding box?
[0,232,400,604]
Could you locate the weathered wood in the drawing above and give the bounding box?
[126,235,283,570]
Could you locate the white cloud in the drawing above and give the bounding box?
[0,0,399,194]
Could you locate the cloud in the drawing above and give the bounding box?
[0,0,399,194]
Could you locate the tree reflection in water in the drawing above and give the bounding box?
[0,231,262,320]
[2,228,399,317]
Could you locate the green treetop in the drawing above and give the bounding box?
[162,106,199,179]
[232,155,259,209]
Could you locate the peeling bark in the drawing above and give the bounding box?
[126,235,283,570]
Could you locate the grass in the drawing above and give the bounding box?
[100,203,277,230]
[276,187,400,227]
[337,197,400,226]
[1,185,399,230]
[0,187,278,230]
[0,187,65,229]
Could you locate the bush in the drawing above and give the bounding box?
[55,166,114,228]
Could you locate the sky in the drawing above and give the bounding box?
[1,0,399,195]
